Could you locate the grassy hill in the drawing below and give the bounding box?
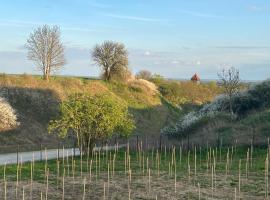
[0,74,224,151]
[181,109,270,147]
[150,76,222,106]
[0,74,181,151]
[166,79,270,147]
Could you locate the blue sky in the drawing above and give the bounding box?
[0,0,270,80]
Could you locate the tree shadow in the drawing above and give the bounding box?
[0,87,74,153]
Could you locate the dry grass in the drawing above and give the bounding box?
[0,74,160,106]
[0,74,111,100]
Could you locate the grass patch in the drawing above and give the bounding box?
[0,145,269,199]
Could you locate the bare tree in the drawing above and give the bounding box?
[92,41,129,81]
[218,67,240,117]
[136,70,152,80]
[26,25,65,81]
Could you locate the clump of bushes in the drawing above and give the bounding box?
[162,79,270,137]
[229,80,270,116]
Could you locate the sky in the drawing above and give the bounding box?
[0,0,270,80]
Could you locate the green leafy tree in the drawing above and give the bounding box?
[48,94,135,154]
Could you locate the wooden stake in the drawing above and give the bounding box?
[82,177,86,200]
[62,168,65,200]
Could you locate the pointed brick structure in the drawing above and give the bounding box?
[191,73,200,84]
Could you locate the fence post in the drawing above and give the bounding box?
[159,135,162,151]
[57,142,60,161]
[73,140,76,157]
[40,143,42,161]
[136,135,139,152]
[146,136,148,151]
[17,145,19,166]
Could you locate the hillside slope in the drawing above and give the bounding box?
[0,74,181,151]
[165,79,270,146]
[181,109,270,146]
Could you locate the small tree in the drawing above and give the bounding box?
[218,67,240,118]
[92,41,129,81]
[136,70,152,80]
[26,25,65,81]
[48,94,135,153]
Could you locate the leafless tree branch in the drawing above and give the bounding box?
[218,66,240,117]
[26,25,66,81]
[91,41,129,81]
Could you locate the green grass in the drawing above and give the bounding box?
[0,145,269,199]
[1,145,268,182]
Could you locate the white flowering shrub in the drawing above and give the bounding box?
[0,97,19,130]
[161,103,221,137]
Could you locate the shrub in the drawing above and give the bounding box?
[231,91,261,116]
[249,80,270,107]
[135,70,152,80]
[0,96,19,130]
[48,93,135,153]
[229,80,270,115]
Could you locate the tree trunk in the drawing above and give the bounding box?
[105,67,111,81]
[43,67,50,81]
[81,135,95,156]
[187,133,190,151]
[229,94,233,119]
[45,73,49,81]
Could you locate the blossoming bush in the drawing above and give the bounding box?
[0,97,19,130]
[161,95,228,137]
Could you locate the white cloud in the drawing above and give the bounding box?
[0,19,41,28]
[144,51,151,56]
[179,9,224,19]
[89,2,111,8]
[128,47,270,80]
[101,13,167,22]
[0,19,123,33]
[171,60,179,64]
[213,46,270,49]
[1,46,270,81]
[249,5,263,12]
